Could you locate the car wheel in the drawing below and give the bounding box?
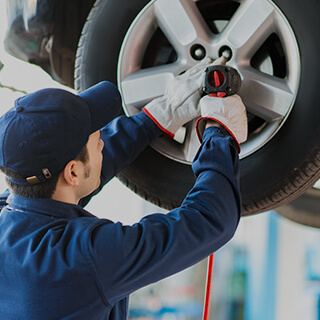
[75,0,320,216]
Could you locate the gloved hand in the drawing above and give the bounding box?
[196,94,248,150]
[143,58,214,138]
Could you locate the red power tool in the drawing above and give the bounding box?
[203,65,242,97]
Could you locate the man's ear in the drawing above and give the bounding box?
[63,160,81,187]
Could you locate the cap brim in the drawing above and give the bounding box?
[79,81,122,132]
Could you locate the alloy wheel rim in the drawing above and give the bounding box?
[118,0,300,164]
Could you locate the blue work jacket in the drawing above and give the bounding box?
[0,112,241,319]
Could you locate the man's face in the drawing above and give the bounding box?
[81,130,104,197]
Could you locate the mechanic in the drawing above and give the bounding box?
[0,59,247,319]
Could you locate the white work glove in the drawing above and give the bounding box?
[143,58,214,138]
[196,94,248,150]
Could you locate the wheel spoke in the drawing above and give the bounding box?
[220,0,275,60]
[154,0,211,55]
[240,68,295,122]
[121,63,183,108]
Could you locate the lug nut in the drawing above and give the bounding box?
[218,46,233,61]
[190,44,206,61]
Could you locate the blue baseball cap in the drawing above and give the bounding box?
[0,81,122,185]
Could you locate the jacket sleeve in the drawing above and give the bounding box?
[79,112,162,207]
[87,126,241,304]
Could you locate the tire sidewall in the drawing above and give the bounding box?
[76,0,151,89]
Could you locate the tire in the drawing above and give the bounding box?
[75,0,320,216]
[275,184,320,228]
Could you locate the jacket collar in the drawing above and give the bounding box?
[7,193,96,220]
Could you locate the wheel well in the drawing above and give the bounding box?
[50,0,95,88]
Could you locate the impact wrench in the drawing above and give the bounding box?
[201,55,242,320]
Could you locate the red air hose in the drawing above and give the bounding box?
[202,253,215,320]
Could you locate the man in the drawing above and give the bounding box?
[0,59,247,319]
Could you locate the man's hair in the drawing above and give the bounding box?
[0,145,89,199]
